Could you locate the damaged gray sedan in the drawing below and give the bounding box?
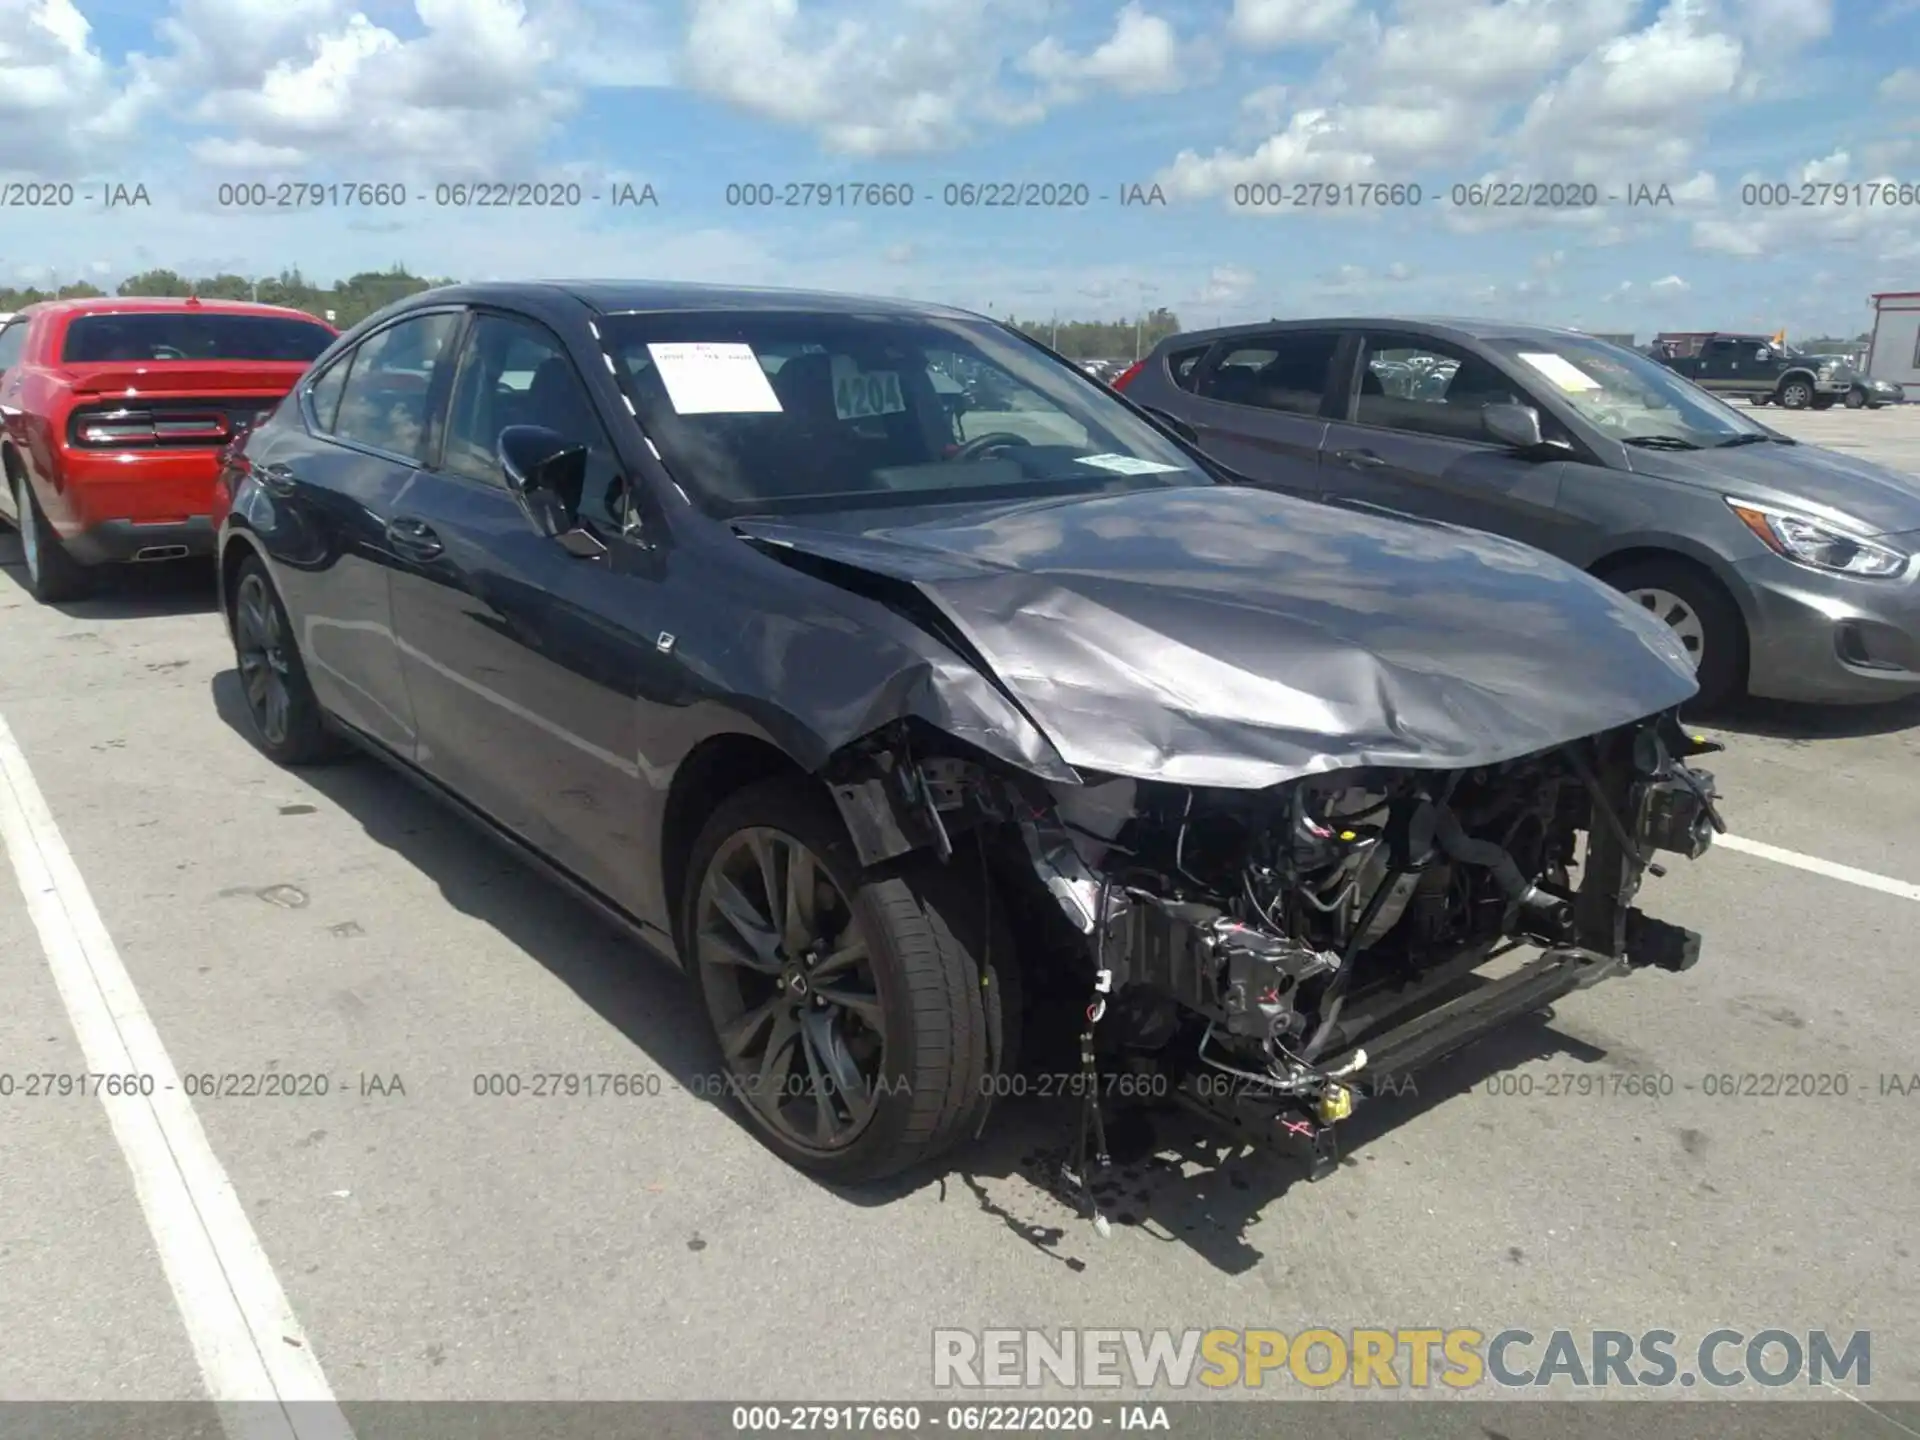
[216,281,1725,1206]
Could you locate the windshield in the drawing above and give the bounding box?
[1484,334,1769,446]
[62,313,334,363]
[596,311,1208,516]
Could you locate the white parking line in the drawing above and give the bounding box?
[1717,832,1920,903]
[0,714,354,1440]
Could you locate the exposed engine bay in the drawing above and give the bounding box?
[826,706,1722,1226]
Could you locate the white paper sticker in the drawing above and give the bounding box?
[1074,452,1189,475]
[830,357,907,419]
[645,342,783,414]
[1517,351,1602,392]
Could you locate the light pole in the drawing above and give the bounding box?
[1134,280,1160,359]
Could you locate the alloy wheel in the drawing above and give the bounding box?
[1628,586,1705,670]
[235,572,295,747]
[695,827,887,1153]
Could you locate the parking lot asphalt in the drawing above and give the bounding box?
[3,404,1920,1424]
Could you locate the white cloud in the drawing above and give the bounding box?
[1508,0,1745,180]
[1229,0,1359,49]
[1159,0,1652,199]
[682,0,1049,156]
[1689,150,1920,259]
[1730,0,1833,52]
[1022,4,1187,97]
[1879,67,1920,103]
[1650,274,1689,291]
[0,0,127,170]
[1158,108,1384,197]
[133,0,594,176]
[1199,264,1257,303]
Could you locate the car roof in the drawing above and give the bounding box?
[1149,314,1624,352]
[19,296,328,322]
[404,279,987,323]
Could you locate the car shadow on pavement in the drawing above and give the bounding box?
[0,543,219,619]
[210,668,1628,1274]
[207,668,731,1121]
[1697,693,1920,742]
[880,1006,1610,1276]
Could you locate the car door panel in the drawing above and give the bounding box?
[1318,426,1580,556]
[385,472,669,910]
[238,370,420,757]
[384,308,697,922]
[1172,331,1346,494]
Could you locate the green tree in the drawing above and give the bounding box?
[117,268,193,297]
[194,273,256,301]
[1006,307,1184,360]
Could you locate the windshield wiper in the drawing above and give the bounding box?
[1621,435,1701,450]
[1713,432,1793,447]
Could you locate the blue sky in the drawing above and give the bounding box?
[4,0,1919,340]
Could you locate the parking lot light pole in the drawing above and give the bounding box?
[1135,281,1160,360]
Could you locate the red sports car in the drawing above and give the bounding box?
[0,296,335,601]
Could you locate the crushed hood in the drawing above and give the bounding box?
[737,484,1699,789]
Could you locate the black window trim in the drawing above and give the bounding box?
[308,305,468,468]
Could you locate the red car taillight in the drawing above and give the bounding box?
[1110,359,1145,392]
[68,406,233,448]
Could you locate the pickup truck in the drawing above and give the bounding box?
[1650,333,1852,409]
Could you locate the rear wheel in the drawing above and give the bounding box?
[230,556,346,765]
[683,777,1015,1183]
[1603,558,1745,710]
[12,473,94,603]
[1777,377,1813,409]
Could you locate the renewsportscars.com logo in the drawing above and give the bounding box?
[932,1328,1871,1391]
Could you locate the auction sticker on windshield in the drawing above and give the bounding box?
[1517,352,1602,392]
[1076,453,1188,475]
[830,357,907,420]
[646,342,784,414]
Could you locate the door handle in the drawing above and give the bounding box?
[1332,449,1386,469]
[257,461,298,497]
[385,515,444,559]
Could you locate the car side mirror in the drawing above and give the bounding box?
[498,424,607,557]
[1482,402,1548,451]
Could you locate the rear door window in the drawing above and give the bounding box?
[1194,332,1341,415]
[332,312,462,461]
[60,313,334,363]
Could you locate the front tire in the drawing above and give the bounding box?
[1605,558,1745,710]
[683,776,1014,1184]
[12,473,94,603]
[1777,377,1813,409]
[1844,388,1866,409]
[229,556,345,765]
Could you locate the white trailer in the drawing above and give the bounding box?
[1864,291,1920,387]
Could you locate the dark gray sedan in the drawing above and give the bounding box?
[1116,318,1920,707]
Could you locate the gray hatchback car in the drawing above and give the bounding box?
[1115,318,1920,707]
